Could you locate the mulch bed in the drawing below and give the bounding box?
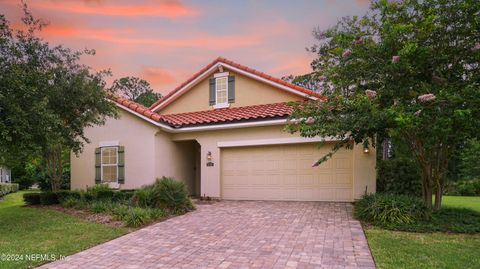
[26,205,126,228]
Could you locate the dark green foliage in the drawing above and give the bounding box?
[110,76,162,107]
[377,158,422,196]
[56,190,82,203]
[112,190,134,202]
[39,192,59,205]
[383,208,480,234]
[86,184,114,200]
[354,193,430,225]
[459,139,480,180]
[132,177,194,214]
[154,177,194,213]
[23,192,41,205]
[112,206,166,227]
[131,185,156,208]
[445,179,480,196]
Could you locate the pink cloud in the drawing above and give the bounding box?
[139,66,177,92]
[28,0,198,18]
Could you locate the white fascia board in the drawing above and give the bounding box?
[217,136,340,148]
[99,140,120,147]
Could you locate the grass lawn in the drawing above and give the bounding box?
[365,196,480,269]
[0,191,128,269]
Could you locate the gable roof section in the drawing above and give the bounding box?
[113,96,293,129]
[149,57,324,112]
[161,102,292,127]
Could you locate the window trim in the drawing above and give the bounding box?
[100,146,118,183]
[214,76,229,108]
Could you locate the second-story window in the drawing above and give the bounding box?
[215,76,228,106]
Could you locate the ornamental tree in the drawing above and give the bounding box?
[287,0,480,210]
[0,6,117,191]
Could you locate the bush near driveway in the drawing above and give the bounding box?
[354,193,430,225]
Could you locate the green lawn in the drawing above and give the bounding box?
[0,191,128,269]
[366,196,480,269]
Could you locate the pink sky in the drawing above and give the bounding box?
[1,0,370,94]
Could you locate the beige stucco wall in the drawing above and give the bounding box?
[71,110,158,190]
[158,69,304,114]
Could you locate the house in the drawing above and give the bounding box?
[71,57,376,201]
[0,166,11,183]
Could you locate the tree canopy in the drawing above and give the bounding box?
[287,0,480,209]
[110,76,162,107]
[0,6,118,190]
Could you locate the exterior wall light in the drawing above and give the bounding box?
[363,147,370,154]
[206,151,212,161]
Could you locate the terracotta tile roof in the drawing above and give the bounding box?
[161,102,292,127]
[113,95,292,128]
[148,57,324,111]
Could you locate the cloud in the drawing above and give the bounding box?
[139,66,177,91]
[28,0,198,18]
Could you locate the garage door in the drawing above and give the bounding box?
[221,143,353,201]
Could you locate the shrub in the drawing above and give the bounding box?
[131,185,156,208]
[61,197,80,208]
[154,177,194,213]
[112,190,134,202]
[56,190,82,203]
[23,192,41,205]
[131,177,193,213]
[89,201,114,213]
[354,193,430,225]
[377,158,422,196]
[86,184,114,200]
[444,179,480,196]
[39,192,59,205]
[0,183,19,197]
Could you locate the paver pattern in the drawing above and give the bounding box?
[40,201,375,269]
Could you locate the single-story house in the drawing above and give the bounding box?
[0,166,11,183]
[71,57,376,201]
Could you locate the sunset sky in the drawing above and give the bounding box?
[1,0,370,94]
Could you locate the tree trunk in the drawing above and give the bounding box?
[434,184,443,211]
[420,164,433,209]
[44,145,63,192]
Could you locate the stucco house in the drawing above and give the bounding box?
[71,57,376,201]
[0,166,11,183]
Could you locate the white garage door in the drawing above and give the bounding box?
[221,143,353,201]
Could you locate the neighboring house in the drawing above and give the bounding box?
[71,57,376,201]
[0,166,11,183]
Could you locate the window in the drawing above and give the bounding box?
[101,147,118,182]
[215,76,228,106]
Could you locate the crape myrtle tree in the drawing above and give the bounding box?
[110,76,162,107]
[0,6,117,191]
[286,0,480,210]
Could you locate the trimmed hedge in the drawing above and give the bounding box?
[0,183,19,197]
[23,193,41,205]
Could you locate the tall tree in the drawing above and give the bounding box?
[0,5,117,191]
[287,0,480,210]
[110,76,162,107]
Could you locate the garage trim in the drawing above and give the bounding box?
[217,136,340,148]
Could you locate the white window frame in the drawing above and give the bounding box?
[100,146,118,183]
[214,75,229,108]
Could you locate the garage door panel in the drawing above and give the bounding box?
[221,143,353,201]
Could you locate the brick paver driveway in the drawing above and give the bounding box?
[40,201,375,269]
